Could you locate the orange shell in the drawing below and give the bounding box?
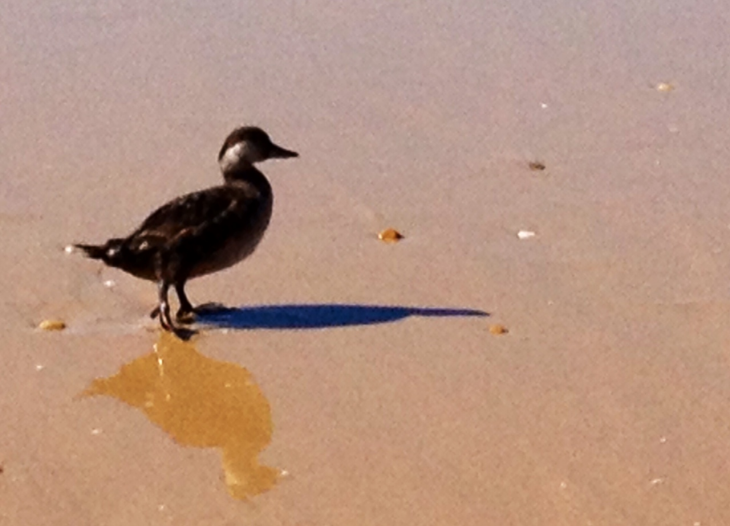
[39,319,66,331]
[378,228,404,243]
[489,324,508,335]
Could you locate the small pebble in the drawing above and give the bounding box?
[528,161,546,171]
[655,82,675,92]
[103,280,116,288]
[38,319,66,331]
[64,245,74,254]
[378,228,404,243]
[489,324,508,335]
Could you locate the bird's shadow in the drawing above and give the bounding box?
[195,303,489,330]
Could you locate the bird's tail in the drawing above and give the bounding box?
[74,243,107,260]
[74,239,125,265]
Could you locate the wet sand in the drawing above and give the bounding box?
[3,0,730,524]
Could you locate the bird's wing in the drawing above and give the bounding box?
[130,186,244,241]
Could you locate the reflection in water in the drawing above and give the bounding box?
[80,332,278,500]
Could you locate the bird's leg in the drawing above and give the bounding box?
[173,281,226,321]
[175,281,196,323]
[157,280,174,331]
[151,281,195,324]
[151,248,197,339]
[149,283,193,320]
[157,280,196,340]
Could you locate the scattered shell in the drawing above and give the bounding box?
[528,161,546,171]
[489,324,508,335]
[517,230,536,240]
[38,319,66,331]
[103,280,116,288]
[35,364,45,371]
[64,245,75,254]
[91,428,102,435]
[655,82,675,92]
[378,228,404,243]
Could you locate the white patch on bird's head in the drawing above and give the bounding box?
[219,142,245,172]
[219,140,266,172]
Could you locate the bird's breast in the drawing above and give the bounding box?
[188,194,273,278]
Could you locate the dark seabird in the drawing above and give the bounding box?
[75,126,298,338]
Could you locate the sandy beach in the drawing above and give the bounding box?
[3,0,730,524]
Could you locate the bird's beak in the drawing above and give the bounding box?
[269,142,299,159]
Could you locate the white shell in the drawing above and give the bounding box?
[517,230,536,239]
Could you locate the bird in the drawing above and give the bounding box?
[74,126,298,338]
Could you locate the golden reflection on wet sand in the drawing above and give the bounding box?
[80,332,278,500]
